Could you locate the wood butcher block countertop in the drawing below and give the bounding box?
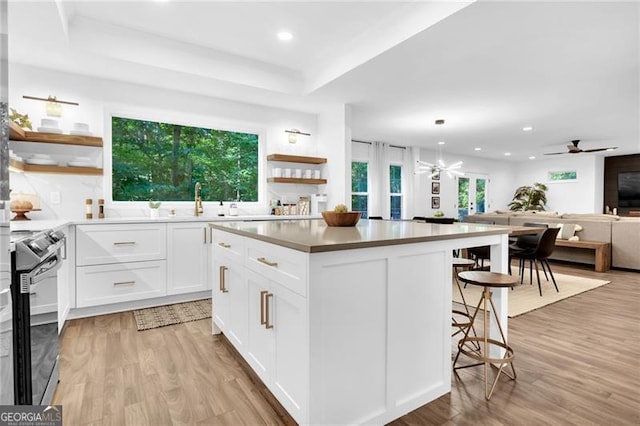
[209,219,510,253]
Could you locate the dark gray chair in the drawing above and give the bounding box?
[511,227,561,296]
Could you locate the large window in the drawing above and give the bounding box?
[111,116,259,202]
[390,164,402,220]
[351,161,369,218]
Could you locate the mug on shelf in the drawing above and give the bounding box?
[304,169,312,179]
[284,168,292,178]
[273,168,282,178]
[314,170,321,179]
[295,169,303,178]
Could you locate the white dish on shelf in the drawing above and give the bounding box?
[67,161,96,168]
[72,122,90,131]
[41,118,59,128]
[69,130,93,136]
[37,126,63,134]
[24,158,58,166]
[71,156,91,162]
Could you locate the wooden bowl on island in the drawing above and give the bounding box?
[322,211,361,227]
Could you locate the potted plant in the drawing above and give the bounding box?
[508,182,548,211]
[149,200,161,219]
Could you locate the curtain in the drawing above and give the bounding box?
[369,141,390,218]
[402,146,419,220]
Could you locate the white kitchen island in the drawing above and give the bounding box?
[210,219,510,425]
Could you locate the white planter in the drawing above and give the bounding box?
[149,209,160,219]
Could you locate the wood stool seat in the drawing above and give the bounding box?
[453,270,518,400]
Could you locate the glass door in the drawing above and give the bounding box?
[457,174,488,221]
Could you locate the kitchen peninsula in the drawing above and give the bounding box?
[210,219,511,425]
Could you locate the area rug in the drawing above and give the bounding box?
[133,298,212,331]
[452,271,610,318]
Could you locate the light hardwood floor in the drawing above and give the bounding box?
[53,262,640,425]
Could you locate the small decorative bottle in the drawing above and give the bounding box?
[85,199,93,219]
[98,199,105,219]
[217,201,225,216]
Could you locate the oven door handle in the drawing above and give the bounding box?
[20,256,62,292]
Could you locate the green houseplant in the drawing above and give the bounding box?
[149,200,161,218]
[508,182,548,211]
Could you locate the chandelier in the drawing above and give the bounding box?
[416,159,464,178]
[415,141,464,178]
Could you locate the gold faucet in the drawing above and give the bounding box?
[194,182,204,216]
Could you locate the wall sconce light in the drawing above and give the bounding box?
[23,95,79,117]
[285,128,311,144]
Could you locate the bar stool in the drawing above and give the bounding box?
[453,271,518,400]
[451,258,477,339]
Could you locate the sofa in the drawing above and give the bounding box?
[465,211,640,271]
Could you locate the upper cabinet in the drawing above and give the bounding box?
[9,121,104,175]
[266,153,327,185]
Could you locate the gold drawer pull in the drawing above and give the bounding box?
[218,242,231,248]
[257,257,278,267]
[219,266,229,293]
[265,292,274,329]
[113,241,136,246]
[114,281,135,286]
[260,290,268,325]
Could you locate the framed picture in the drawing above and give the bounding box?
[431,181,440,195]
[431,196,440,209]
[432,171,440,181]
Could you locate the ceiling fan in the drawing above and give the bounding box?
[544,139,618,155]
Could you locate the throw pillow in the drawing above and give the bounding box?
[559,223,583,240]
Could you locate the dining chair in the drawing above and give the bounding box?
[509,222,549,279]
[510,227,561,296]
[466,220,495,271]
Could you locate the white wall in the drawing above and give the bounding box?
[8,64,322,220]
[514,155,604,213]
[417,149,517,218]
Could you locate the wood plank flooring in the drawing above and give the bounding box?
[53,263,640,425]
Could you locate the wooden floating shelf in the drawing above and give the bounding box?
[267,154,327,164]
[10,159,103,175]
[9,120,103,147]
[267,177,327,185]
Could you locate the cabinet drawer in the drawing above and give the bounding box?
[212,229,245,263]
[246,238,307,297]
[77,224,166,266]
[76,260,166,308]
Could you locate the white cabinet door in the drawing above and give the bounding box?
[167,223,210,295]
[245,269,307,419]
[212,257,248,351]
[270,282,308,422]
[246,270,276,383]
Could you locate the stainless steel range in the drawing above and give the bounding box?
[10,229,65,405]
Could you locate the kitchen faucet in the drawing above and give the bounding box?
[194,182,204,216]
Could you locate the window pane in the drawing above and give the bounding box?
[390,165,402,194]
[352,162,368,192]
[476,179,486,213]
[457,177,469,221]
[352,195,368,218]
[390,195,402,220]
[112,117,259,202]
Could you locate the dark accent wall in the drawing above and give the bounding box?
[604,154,640,215]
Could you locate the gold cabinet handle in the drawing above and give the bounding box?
[114,281,135,286]
[260,290,268,325]
[113,241,136,246]
[219,266,229,293]
[257,257,278,267]
[265,293,274,329]
[218,242,231,248]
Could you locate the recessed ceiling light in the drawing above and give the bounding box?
[529,156,536,160]
[474,147,481,151]
[277,31,293,41]
[522,126,533,132]
[504,152,511,156]
[438,141,445,145]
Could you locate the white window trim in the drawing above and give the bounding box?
[103,105,267,211]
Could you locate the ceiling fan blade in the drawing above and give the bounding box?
[582,147,618,153]
[544,152,567,155]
